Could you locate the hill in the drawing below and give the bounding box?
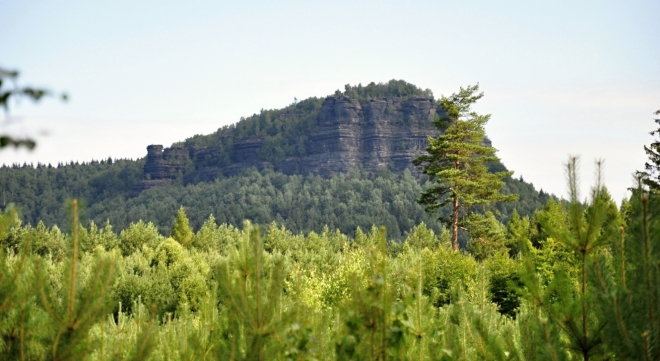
[0,80,551,237]
[132,80,442,194]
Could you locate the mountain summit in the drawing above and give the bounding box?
[133,80,444,195]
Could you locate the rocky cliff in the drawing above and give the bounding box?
[132,94,445,195]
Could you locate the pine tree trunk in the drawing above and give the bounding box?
[452,192,459,251]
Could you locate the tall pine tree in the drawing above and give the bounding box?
[641,109,660,190]
[413,84,516,251]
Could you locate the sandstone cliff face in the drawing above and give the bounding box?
[133,95,444,195]
[143,145,191,179]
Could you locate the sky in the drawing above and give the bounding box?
[1,0,659,202]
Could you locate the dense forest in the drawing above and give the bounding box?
[0,158,145,228]
[0,162,548,241]
[0,172,658,360]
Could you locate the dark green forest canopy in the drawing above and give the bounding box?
[0,159,144,227]
[339,80,434,100]
[178,96,323,153]
[0,163,549,239]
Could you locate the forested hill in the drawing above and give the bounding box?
[134,80,442,194]
[0,80,552,237]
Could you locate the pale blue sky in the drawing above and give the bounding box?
[1,0,659,201]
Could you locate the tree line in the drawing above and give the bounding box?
[0,163,548,241]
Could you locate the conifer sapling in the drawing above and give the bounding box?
[171,206,193,248]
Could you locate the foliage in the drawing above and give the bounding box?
[1,78,547,239]
[640,109,660,190]
[0,78,548,241]
[170,207,193,248]
[592,178,660,360]
[517,158,621,360]
[179,96,324,165]
[465,212,508,261]
[0,173,657,360]
[0,67,67,150]
[414,84,517,250]
[118,221,162,257]
[0,201,153,361]
[2,166,550,240]
[4,74,658,360]
[0,158,145,227]
[215,221,286,360]
[339,80,434,100]
[182,80,433,158]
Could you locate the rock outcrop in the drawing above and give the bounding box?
[132,95,444,195]
[143,145,191,179]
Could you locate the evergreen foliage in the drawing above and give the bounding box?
[465,212,508,261]
[179,80,433,166]
[640,109,660,190]
[0,168,657,360]
[0,201,153,361]
[9,80,657,360]
[517,158,621,360]
[2,166,548,240]
[414,84,517,250]
[0,158,144,227]
[339,80,434,100]
[170,206,193,248]
[179,95,324,164]
[592,176,660,360]
[215,221,286,359]
[0,80,548,240]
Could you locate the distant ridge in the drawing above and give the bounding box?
[133,80,444,195]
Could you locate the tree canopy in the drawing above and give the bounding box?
[0,164,547,239]
[413,84,517,250]
[170,206,193,247]
[0,164,655,360]
[641,109,660,190]
[339,79,434,100]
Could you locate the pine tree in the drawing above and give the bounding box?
[593,177,660,360]
[641,109,660,190]
[519,158,621,360]
[171,206,193,248]
[215,221,285,360]
[413,84,516,251]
